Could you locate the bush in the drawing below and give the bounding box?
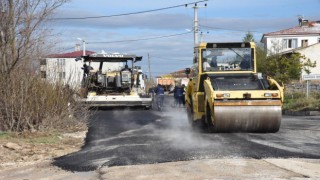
[0,69,89,132]
[284,91,320,111]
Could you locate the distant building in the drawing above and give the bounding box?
[261,18,320,55]
[156,69,190,91]
[40,50,94,88]
[41,49,122,89]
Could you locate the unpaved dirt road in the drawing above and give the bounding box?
[1,98,320,179]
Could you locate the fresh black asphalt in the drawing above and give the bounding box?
[53,97,320,172]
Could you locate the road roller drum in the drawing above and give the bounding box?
[211,105,281,132]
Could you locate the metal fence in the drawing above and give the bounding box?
[286,82,320,93]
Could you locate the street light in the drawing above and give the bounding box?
[77,38,86,56]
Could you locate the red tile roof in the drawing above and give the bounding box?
[48,50,95,58]
[264,21,320,36]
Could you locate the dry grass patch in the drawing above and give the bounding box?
[0,128,87,169]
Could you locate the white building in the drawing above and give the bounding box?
[261,18,320,55]
[41,50,123,89]
[261,18,320,79]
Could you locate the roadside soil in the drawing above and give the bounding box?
[0,125,87,170]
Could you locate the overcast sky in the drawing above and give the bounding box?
[50,0,320,77]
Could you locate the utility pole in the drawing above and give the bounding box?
[77,38,86,56]
[148,53,151,82]
[193,4,199,46]
[186,2,207,47]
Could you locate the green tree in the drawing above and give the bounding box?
[259,52,315,84]
[243,31,255,42]
[255,43,267,73]
[302,56,317,75]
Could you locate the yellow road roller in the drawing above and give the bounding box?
[185,42,284,133]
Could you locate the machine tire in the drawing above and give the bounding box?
[192,119,206,133]
[144,106,151,110]
[186,97,205,133]
[186,95,194,124]
[186,102,194,125]
[205,102,215,133]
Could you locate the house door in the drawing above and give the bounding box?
[301,39,308,47]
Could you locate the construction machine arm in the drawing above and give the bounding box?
[203,78,214,106]
[268,77,284,103]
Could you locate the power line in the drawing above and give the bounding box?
[87,31,192,44]
[151,55,190,61]
[201,25,262,33]
[50,0,208,20]
[52,46,76,54]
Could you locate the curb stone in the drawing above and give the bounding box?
[283,110,320,116]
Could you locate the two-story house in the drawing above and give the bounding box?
[261,18,320,78]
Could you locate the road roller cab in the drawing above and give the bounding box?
[185,42,284,132]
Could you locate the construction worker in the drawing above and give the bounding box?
[240,54,251,70]
[181,84,186,107]
[82,64,90,77]
[155,84,165,110]
[171,84,184,107]
[148,85,155,98]
[169,85,179,107]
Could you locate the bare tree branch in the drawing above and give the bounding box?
[0,0,68,74]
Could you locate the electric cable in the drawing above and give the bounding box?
[150,55,190,61]
[50,0,208,20]
[201,25,261,33]
[87,31,192,44]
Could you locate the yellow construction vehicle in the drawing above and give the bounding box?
[185,42,284,132]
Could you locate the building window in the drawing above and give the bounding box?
[41,71,46,78]
[283,39,297,49]
[40,59,47,65]
[59,72,65,79]
[61,59,65,66]
[301,39,308,47]
[57,59,65,66]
